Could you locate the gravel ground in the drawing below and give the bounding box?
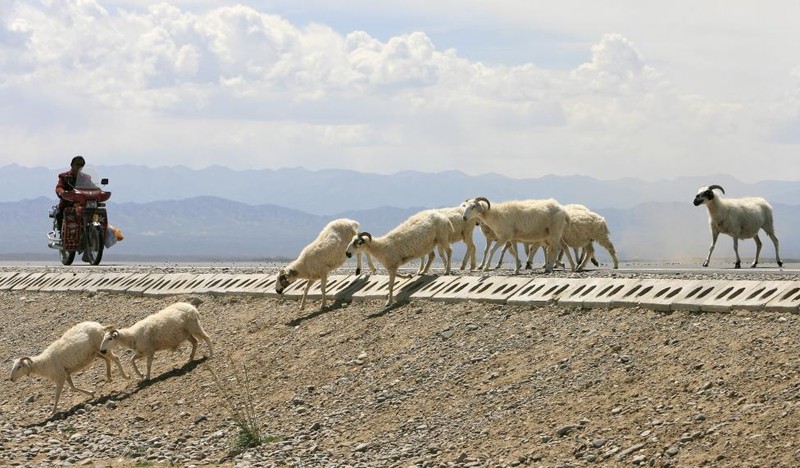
[1,262,799,467]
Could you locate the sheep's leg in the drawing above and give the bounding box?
[483,238,505,271]
[100,353,113,382]
[764,228,782,267]
[385,270,396,306]
[416,255,427,275]
[494,242,508,269]
[438,244,452,275]
[366,253,377,273]
[420,252,436,275]
[559,239,576,272]
[300,279,315,310]
[108,352,129,380]
[65,375,95,398]
[145,355,155,381]
[750,234,762,268]
[590,239,619,270]
[508,242,522,274]
[130,354,144,379]
[479,240,493,269]
[732,237,741,269]
[319,275,328,309]
[577,243,594,271]
[51,381,64,416]
[702,230,719,267]
[185,335,198,361]
[355,253,363,275]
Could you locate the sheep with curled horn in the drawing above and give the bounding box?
[346,209,454,306]
[693,184,782,268]
[461,196,576,274]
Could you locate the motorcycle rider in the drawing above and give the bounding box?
[53,155,87,237]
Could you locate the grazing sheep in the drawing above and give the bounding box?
[100,301,213,380]
[10,321,129,416]
[276,218,376,310]
[693,184,782,268]
[461,197,575,274]
[346,210,454,306]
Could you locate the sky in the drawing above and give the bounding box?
[1,0,799,182]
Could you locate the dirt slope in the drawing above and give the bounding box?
[1,274,799,467]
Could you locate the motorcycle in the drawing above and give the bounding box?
[47,175,111,266]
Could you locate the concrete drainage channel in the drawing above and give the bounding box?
[2,270,800,313]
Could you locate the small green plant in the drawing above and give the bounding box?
[205,356,267,453]
[134,461,153,467]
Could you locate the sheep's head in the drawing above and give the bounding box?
[346,232,372,258]
[275,267,298,294]
[461,197,490,221]
[10,357,32,381]
[693,185,725,206]
[99,330,119,354]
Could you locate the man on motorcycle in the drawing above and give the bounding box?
[54,155,86,236]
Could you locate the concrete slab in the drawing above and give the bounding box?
[140,273,222,297]
[28,272,83,292]
[410,275,463,301]
[607,279,661,309]
[95,273,153,293]
[124,274,167,296]
[764,281,800,313]
[0,272,24,290]
[668,280,730,312]
[507,278,583,306]
[279,275,364,303]
[10,272,46,291]
[424,275,532,303]
[697,280,783,312]
[211,274,278,296]
[578,279,640,309]
[349,274,417,303]
[556,278,615,308]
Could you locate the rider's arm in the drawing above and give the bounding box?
[55,175,66,198]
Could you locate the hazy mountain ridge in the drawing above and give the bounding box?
[3,164,799,215]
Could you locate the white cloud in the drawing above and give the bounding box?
[1,0,799,183]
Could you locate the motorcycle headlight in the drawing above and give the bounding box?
[86,201,97,208]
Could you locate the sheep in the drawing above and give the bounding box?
[345,209,454,306]
[558,204,619,271]
[99,301,213,381]
[477,221,528,270]
[417,205,480,273]
[461,197,576,274]
[276,218,377,310]
[693,184,782,268]
[9,321,129,416]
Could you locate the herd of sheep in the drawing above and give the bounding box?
[277,185,784,308]
[9,184,783,417]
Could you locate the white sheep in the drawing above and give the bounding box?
[461,197,576,274]
[276,218,376,310]
[417,205,480,273]
[99,301,213,380]
[559,204,619,271]
[10,321,129,416]
[477,221,529,270]
[693,184,782,268]
[345,210,453,306]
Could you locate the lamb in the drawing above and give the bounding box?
[99,301,213,381]
[461,197,575,274]
[276,218,376,310]
[345,209,454,306]
[693,184,782,268]
[10,321,129,416]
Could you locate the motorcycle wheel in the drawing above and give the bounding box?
[84,225,105,266]
[60,249,75,266]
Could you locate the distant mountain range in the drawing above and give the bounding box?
[0,165,797,263]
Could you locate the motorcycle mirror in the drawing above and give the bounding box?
[101,178,109,185]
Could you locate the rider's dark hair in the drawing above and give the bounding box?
[71,155,85,167]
